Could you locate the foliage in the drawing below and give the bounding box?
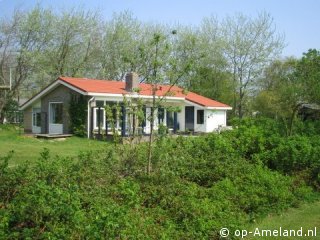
[0,118,318,239]
[221,12,285,118]
[69,94,87,136]
[1,7,287,122]
[296,49,320,104]
[2,98,20,123]
[255,52,320,135]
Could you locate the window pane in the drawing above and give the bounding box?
[158,108,165,124]
[36,113,41,127]
[166,111,174,128]
[197,110,204,124]
[95,108,104,128]
[33,108,41,127]
[33,113,36,126]
[51,103,63,124]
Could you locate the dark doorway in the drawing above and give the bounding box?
[185,106,195,131]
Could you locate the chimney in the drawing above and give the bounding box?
[125,72,139,92]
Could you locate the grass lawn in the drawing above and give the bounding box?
[0,125,108,166]
[247,201,320,239]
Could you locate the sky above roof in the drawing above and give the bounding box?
[1,0,319,58]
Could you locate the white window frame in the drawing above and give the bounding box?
[32,108,41,127]
[49,102,63,124]
[94,107,106,130]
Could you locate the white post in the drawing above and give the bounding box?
[87,97,95,139]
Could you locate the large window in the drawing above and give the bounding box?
[197,110,204,124]
[50,103,63,124]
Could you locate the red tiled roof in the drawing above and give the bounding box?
[59,76,231,108]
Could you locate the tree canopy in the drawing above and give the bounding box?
[2,6,318,123]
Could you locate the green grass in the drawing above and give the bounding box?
[247,201,320,239]
[0,125,108,166]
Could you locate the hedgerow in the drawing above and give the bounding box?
[0,118,319,239]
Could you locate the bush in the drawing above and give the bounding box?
[0,117,319,239]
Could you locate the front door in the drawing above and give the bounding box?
[32,108,41,134]
[49,102,63,134]
[185,106,195,131]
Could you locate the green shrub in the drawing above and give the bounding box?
[0,118,319,239]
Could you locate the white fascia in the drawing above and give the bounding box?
[206,106,233,110]
[184,99,232,110]
[88,92,185,102]
[184,100,205,108]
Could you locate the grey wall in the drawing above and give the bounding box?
[41,85,81,134]
[23,106,32,133]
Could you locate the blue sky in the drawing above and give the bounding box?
[0,0,319,58]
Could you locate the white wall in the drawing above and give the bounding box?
[144,107,159,134]
[177,106,185,131]
[194,106,206,132]
[205,110,227,132]
[90,97,228,134]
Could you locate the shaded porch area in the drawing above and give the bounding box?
[88,99,180,140]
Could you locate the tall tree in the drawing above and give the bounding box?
[98,12,152,80]
[221,12,285,118]
[296,49,320,104]
[0,7,53,122]
[188,17,233,105]
[255,58,303,135]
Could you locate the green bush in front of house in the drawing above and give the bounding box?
[69,94,87,137]
[1,117,318,239]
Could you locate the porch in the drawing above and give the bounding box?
[88,100,180,139]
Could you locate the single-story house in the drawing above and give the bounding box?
[20,72,232,138]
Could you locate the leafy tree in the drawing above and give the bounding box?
[296,49,320,104]
[98,12,148,80]
[254,58,303,135]
[0,7,53,122]
[175,22,233,105]
[221,12,285,118]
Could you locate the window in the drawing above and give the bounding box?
[32,108,41,127]
[158,108,165,124]
[107,108,118,128]
[197,110,204,124]
[166,111,174,129]
[94,108,105,129]
[50,103,63,124]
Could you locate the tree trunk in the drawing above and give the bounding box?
[147,96,155,175]
[238,85,244,119]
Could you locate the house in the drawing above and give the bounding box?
[20,73,232,138]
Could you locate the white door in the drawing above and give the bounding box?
[49,102,63,134]
[32,108,41,134]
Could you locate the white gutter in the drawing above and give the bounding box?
[87,97,95,139]
[87,92,185,101]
